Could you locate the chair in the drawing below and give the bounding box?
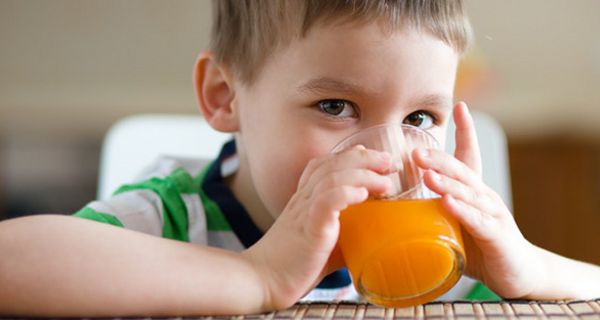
[97,114,232,200]
[98,112,512,208]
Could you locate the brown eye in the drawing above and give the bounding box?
[403,110,435,129]
[318,100,357,118]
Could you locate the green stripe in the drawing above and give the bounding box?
[194,162,232,232]
[115,168,197,242]
[465,282,502,301]
[74,207,125,227]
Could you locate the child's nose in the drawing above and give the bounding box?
[361,110,407,129]
[361,119,404,130]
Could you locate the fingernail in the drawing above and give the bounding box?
[458,101,473,118]
[382,177,393,190]
[379,151,391,162]
[430,170,442,182]
[460,101,470,110]
[446,194,460,208]
[358,187,369,199]
[417,148,429,158]
[391,159,403,172]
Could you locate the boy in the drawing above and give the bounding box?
[1,0,600,316]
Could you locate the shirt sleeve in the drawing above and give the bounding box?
[73,207,125,227]
[73,158,209,244]
[465,282,502,301]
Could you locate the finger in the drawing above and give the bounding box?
[301,146,394,191]
[442,194,494,243]
[298,146,372,189]
[413,147,481,188]
[306,186,368,239]
[423,170,492,211]
[311,168,393,199]
[453,102,482,176]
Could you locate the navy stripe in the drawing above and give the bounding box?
[317,268,352,289]
[202,140,262,247]
[203,140,352,289]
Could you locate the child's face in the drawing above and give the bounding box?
[232,21,459,219]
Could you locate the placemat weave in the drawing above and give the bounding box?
[3,300,600,320]
[227,300,600,320]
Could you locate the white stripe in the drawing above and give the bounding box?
[181,194,208,245]
[87,189,164,237]
[133,156,210,182]
[207,231,245,252]
[436,275,477,300]
[220,155,239,178]
[300,285,360,302]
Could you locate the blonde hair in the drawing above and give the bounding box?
[210,0,473,84]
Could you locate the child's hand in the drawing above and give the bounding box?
[243,145,394,310]
[413,102,540,299]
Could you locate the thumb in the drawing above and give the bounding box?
[453,101,482,176]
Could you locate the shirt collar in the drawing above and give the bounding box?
[201,140,352,289]
[201,140,263,248]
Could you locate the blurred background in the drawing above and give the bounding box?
[1,0,599,265]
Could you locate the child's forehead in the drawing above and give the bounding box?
[299,20,409,48]
[262,22,459,87]
[278,21,458,67]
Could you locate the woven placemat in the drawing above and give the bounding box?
[3,300,600,319]
[197,299,600,320]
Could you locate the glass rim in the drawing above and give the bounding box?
[330,123,440,200]
[330,123,440,154]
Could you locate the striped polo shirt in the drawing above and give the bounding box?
[74,140,499,302]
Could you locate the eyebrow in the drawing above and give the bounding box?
[297,77,454,111]
[412,94,454,111]
[297,77,363,95]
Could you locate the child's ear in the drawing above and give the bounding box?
[194,52,239,132]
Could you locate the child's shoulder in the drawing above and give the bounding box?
[133,155,212,184]
[74,155,214,243]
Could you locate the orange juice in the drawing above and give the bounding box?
[339,198,465,307]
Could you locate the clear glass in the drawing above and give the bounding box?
[333,124,466,307]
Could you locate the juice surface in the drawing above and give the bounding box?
[339,198,465,307]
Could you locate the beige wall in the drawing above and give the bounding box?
[0,0,211,139]
[0,0,214,217]
[466,0,600,138]
[1,0,600,139]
